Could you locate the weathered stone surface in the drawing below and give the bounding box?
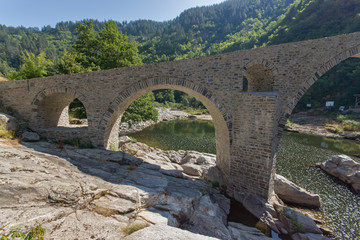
[138,209,169,225]
[21,131,40,142]
[276,206,322,235]
[119,135,132,144]
[91,194,136,216]
[196,155,216,165]
[203,166,224,185]
[274,174,321,208]
[185,195,232,239]
[228,222,272,240]
[291,232,330,240]
[123,224,218,240]
[182,163,203,176]
[317,155,360,193]
[0,113,18,131]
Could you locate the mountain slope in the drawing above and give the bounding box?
[1,0,360,75]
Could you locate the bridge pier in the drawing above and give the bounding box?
[228,92,278,200]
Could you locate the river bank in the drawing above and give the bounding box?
[285,111,360,142]
[120,108,212,135]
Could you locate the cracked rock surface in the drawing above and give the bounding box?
[0,139,272,239]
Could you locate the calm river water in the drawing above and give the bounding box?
[129,119,360,239]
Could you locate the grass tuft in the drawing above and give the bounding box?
[0,124,15,139]
[122,223,150,236]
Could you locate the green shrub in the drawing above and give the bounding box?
[0,223,46,240]
[212,181,220,188]
[324,123,343,133]
[336,114,348,122]
[342,120,360,130]
[0,124,15,139]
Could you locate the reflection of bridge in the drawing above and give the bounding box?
[1,32,360,200]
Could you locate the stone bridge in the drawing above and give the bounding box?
[1,32,360,200]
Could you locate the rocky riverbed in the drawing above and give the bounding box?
[0,137,334,239]
[0,112,334,239]
[0,138,273,239]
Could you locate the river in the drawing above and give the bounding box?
[129,119,360,239]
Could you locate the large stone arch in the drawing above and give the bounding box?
[99,77,233,180]
[30,86,88,128]
[284,44,360,120]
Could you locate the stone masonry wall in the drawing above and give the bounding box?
[0,32,359,200]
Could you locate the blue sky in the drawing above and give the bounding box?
[0,0,226,28]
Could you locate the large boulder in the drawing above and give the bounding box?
[21,131,40,142]
[185,195,232,239]
[274,174,321,208]
[317,155,360,193]
[182,163,203,176]
[275,206,322,235]
[0,113,18,132]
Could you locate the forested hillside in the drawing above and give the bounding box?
[2,0,360,75]
[1,0,360,111]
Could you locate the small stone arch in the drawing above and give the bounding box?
[99,77,233,180]
[243,60,278,92]
[31,87,88,128]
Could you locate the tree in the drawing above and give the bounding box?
[6,51,53,80]
[122,92,158,124]
[72,20,142,70]
[56,50,97,74]
[96,21,142,69]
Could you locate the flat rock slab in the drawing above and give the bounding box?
[92,195,136,216]
[123,224,219,240]
[274,174,321,208]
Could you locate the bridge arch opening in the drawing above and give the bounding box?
[35,94,88,128]
[243,64,275,92]
[30,87,90,142]
[276,55,360,239]
[101,79,232,180]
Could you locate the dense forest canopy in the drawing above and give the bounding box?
[1,0,360,111]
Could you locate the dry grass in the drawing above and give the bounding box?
[127,163,137,171]
[0,124,15,139]
[0,76,8,82]
[122,223,150,236]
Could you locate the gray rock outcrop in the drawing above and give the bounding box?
[21,131,40,142]
[123,225,218,240]
[0,139,271,240]
[317,155,360,193]
[274,174,321,208]
[0,113,18,131]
